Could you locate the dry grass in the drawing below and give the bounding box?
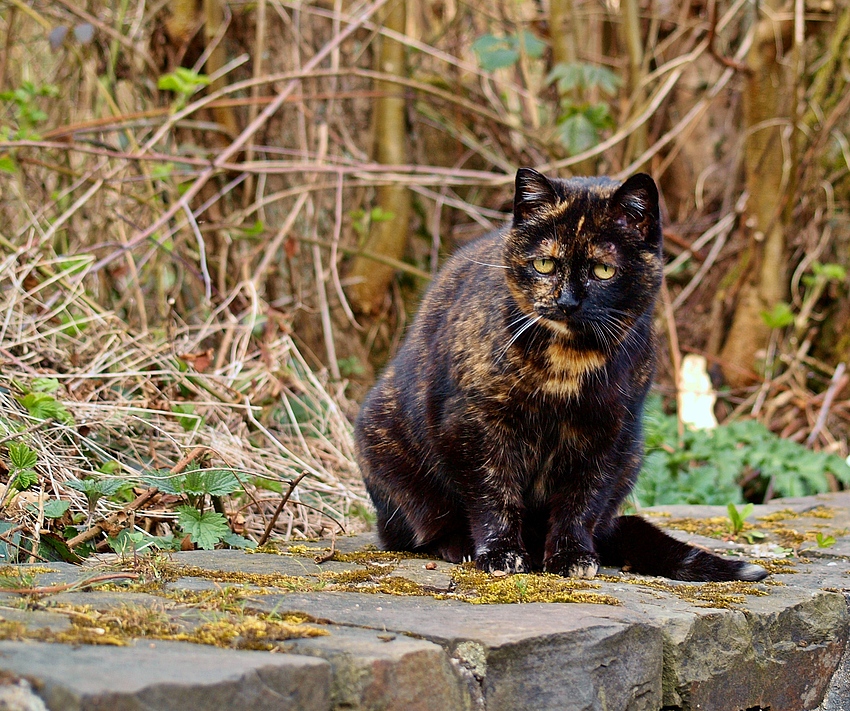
[0,245,368,546]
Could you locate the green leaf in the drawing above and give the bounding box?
[222,532,257,549]
[11,469,38,491]
[472,34,519,71]
[142,469,183,495]
[31,377,60,393]
[816,532,836,548]
[38,531,83,564]
[0,155,17,173]
[66,478,123,502]
[181,469,241,497]
[43,499,71,518]
[557,112,599,155]
[8,441,38,470]
[760,301,794,329]
[516,30,547,59]
[812,261,847,282]
[16,391,74,425]
[176,506,231,550]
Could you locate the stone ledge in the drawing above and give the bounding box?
[1,492,850,711]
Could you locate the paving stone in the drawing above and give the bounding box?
[0,640,331,711]
[256,592,662,711]
[3,495,850,711]
[287,624,474,711]
[0,608,72,633]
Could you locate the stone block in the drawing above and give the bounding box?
[0,640,331,711]
[258,592,663,711]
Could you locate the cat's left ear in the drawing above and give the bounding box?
[610,173,661,244]
[514,168,559,223]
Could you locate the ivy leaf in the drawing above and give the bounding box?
[176,506,231,550]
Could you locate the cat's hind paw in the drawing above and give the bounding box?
[545,551,599,579]
[476,548,530,575]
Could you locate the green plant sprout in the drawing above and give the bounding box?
[727,502,754,536]
[2,442,39,507]
[815,532,836,548]
[142,467,254,550]
[157,68,211,109]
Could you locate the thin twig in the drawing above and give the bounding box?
[257,470,309,547]
[806,363,848,447]
[0,572,139,595]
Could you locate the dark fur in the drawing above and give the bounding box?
[355,169,767,583]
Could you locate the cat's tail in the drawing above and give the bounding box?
[595,515,768,582]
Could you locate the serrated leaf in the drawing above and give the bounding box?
[176,506,231,550]
[8,442,38,470]
[223,532,257,549]
[43,499,71,518]
[142,470,183,495]
[31,377,60,393]
[557,112,599,155]
[11,469,38,490]
[200,469,242,496]
[16,391,74,425]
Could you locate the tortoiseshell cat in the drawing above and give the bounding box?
[355,169,766,582]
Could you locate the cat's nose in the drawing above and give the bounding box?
[556,289,581,314]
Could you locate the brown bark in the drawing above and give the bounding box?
[347,0,411,315]
[719,5,795,387]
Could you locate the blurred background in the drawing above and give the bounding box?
[0,0,848,556]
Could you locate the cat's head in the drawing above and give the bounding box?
[504,168,663,349]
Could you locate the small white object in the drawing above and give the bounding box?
[677,354,718,430]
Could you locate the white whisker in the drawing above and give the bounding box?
[498,314,542,361]
[463,256,508,269]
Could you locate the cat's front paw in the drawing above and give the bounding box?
[544,551,599,579]
[476,547,530,575]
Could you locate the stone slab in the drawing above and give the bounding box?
[0,640,331,711]
[286,624,475,711]
[255,592,663,711]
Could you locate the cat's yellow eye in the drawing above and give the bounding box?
[593,263,616,280]
[533,258,556,274]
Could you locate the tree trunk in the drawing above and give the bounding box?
[347,0,411,315]
[718,4,795,387]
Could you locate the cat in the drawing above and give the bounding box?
[354,168,767,583]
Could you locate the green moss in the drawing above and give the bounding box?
[1,603,328,650]
[605,576,769,609]
[758,506,835,522]
[169,564,312,591]
[445,565,620,606]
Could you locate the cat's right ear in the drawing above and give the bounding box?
[514,168,559,223]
